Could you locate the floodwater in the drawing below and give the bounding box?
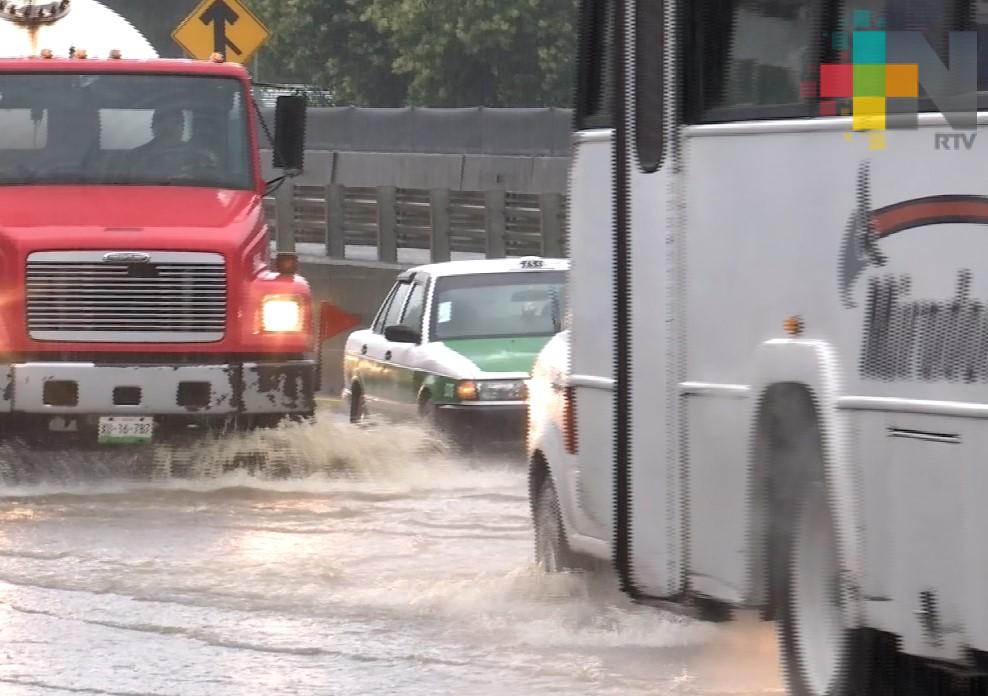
[0,416,783,696]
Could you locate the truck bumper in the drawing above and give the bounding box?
[0,360,316,416]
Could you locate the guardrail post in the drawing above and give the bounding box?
[324,183,345,259]
[430,188,451,263]
[539,192,563,258]
[377,185,398,263]
[275,177,296,253]
[484,189,507,259]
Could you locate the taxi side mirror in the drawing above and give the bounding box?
[384,324,421,344]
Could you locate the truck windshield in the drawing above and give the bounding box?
[431,271,567,341]
[0,73,253,189]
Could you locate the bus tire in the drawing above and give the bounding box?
[770,403,890,696]
[777,476,857,696]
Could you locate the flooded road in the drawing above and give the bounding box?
[0,418,782,696]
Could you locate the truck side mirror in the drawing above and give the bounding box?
[273,94,306,173]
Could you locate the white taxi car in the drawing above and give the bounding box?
[342,257,568,448]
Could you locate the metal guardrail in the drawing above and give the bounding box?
[264,182,567,263]
[253,83,336,108]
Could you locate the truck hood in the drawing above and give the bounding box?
[0,186,264,253]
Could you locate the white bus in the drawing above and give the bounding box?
[526,0,988,694]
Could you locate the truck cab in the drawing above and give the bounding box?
[0,10,315,465]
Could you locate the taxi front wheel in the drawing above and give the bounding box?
[347,386,368,424]
[419,397,474,454]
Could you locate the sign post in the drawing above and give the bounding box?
[172,0,270,65]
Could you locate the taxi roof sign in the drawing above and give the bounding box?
[406,257,569,279]
[172,0,269,65]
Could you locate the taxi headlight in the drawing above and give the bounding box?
[457,380,527,401]
[261,296,303,333]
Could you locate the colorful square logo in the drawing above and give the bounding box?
[818,11,920,150]
[815,9,978,150]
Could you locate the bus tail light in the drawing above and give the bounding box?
[563,386,578,454]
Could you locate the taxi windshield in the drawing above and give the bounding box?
[0,73,253,189]
[431,271,567,341]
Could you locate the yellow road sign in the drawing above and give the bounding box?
[172,0,270,65]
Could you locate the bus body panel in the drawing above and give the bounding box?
[675,117,988,660]
[537,0,988,672]
[566,75,988,671]
[568,132,616,541]
[576,118,988,662]
[629,141,683,597]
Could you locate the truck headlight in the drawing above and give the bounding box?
[456,380,527,401]
[261,296,303,333]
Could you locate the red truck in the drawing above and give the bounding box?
[0,51,315,480]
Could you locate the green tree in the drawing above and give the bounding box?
[364,0,577,107]
[251,0,576,107]
[251,0,409,106]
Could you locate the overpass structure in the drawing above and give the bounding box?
[258,106,573,266]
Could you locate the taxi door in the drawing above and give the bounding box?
[381,276,430,418]
[360,280,413,416]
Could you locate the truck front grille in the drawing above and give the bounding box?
[26,251,227,343]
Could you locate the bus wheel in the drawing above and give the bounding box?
[777,474,888,696]
[534,475,592,574]
[0,441,30,486]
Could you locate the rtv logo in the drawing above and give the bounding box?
[816,9,978,151]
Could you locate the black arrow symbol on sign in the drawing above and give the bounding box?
[200,0,242,57]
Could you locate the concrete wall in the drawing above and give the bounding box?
[260,149,569,195]
[257,106,573,157]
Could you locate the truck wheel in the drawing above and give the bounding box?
[533,475,594,573]
[263,447,303,479]
[150,445,174,481]
[0,441,23,486]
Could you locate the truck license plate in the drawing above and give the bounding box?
[97,416,154,445]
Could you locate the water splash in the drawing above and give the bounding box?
[0,413,470,494]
